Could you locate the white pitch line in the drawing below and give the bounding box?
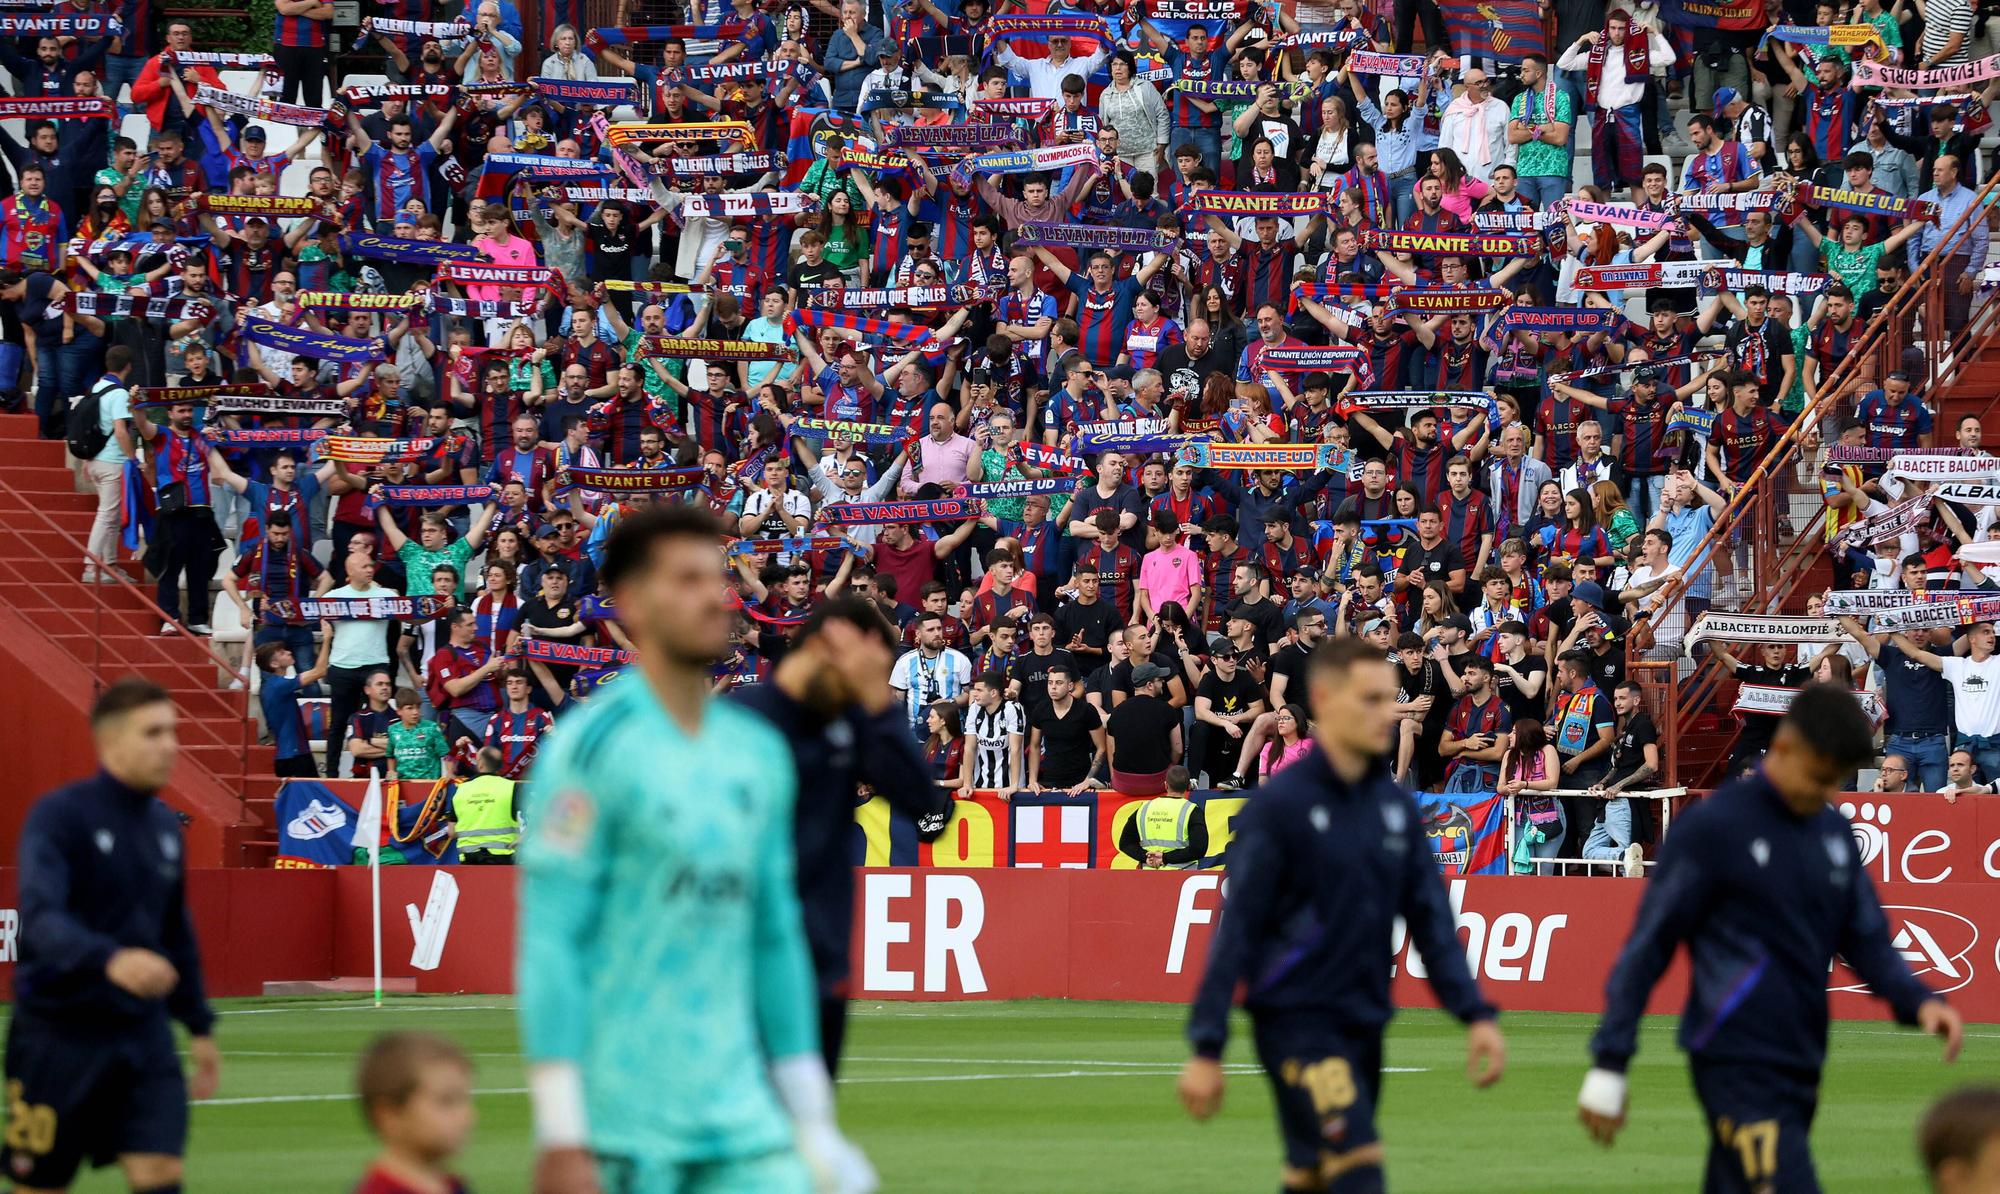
[216,1002,514,1016]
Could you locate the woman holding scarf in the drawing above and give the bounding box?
[1097,50,1169,176]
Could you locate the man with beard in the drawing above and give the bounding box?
[1155,318,1228,416]
[131,400,223,634]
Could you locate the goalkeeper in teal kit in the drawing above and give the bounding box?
[516,504,875,1194]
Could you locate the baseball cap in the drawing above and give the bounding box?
[1130,662,1171,685]
[1633,364,1661,383]
[1711,86,1740,116]
[1207,634,1238,658]
[242,124,267,143]
[1572,581,1606,609]
[1105,364,1135,382]
[533,522,562,538]
[1443,614,1473,635]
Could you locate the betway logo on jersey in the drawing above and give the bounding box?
[1831,905,1978,996]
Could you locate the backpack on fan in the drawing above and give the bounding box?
[65,376,115,461]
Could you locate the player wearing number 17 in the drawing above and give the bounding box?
[517,504,875,1194]
[1179,637,1507,1194]
[1578,683,1965,1193]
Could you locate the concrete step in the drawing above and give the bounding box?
[262,977,419,996]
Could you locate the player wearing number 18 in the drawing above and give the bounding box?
[1579,683,1966,1193]
[3,678,220,1194]
[1179,637,1507,1194]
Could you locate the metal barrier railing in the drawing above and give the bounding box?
[0,468,252,815]
[1631,171,2000,785]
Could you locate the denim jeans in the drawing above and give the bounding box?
[1517,174,1571,211]
[34,329,103,436]
[1884,732,1949,793]
[1581,797,1633,860]
[1514,804,1566,872]
[1445,763,1498,794]
[1169,125,1222,175]
[1626,474,1665,524]
[1958,734,2000,786]
[1389,172,1417,224]
[104,53,144,111]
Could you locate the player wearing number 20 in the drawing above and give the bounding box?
[1579,683,1965,1193]
[3,678,221,1194]
[1179,637,1507,1194]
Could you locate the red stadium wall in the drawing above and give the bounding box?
[0,792,1995,1018]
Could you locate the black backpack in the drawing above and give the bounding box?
[65,377,114,461]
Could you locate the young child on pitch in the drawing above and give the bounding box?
[353,1032,476,1194]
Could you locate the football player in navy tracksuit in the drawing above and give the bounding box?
[1579,683,1964,1193]
[1180,637,1507,1194]
[734,596,952,1076]
[4,679,220,1194]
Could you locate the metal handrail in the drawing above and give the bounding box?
[0,467,251,802]
[1630,170,2000,783]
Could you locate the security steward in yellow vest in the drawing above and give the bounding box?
[449,748,521,864]
[1117,766,1211,869]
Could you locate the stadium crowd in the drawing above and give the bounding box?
[7,0,1997,866]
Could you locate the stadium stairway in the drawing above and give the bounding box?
[0,412,269,866]
[1649,199,2000,789]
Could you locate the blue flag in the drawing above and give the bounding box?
[275,780,459,866]
[1413,791,1508,875]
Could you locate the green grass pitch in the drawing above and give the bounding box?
[29,998,1973,1192]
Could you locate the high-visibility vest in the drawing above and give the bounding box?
[1136,797,1197,869]
[453,775,520,855]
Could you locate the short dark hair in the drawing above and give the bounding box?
[91,677,171,727]
[799,595,896,647]
[600,504,724,592]
[356,1032,471,1126]
[1308,635,1391,685]
[1780,682,1878,771]
[105,344,134,373]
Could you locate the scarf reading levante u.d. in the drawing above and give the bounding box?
[375,484,501,507]
[530,77,641,107]
[676,191,817,220]
[435,261,567,295]
[1012,222,1176,253]
[1180,190,1329,218]
[561,465,707,493]
[603,120,757,148]
[515,637,638,667]
[0,95,112,120]
[1172,441,1356,473]
[135,381,269,408]
[819,497,982,526]
[1358,228,1539,257]
[320,436,439,465]
[787,417,904,444]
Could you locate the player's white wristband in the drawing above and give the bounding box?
[528,1061,590,1148]
[769,1052,836,1129]
[1578,1067,1628,1119]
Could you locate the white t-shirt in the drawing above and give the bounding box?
[1939,653,2000,736]
[1627,563,1685,647]
[325,583,399,670]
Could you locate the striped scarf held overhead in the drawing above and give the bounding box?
[426,294,543,319]
[675,191,817,220]
[193,85,334,129]
[656,152,782,176]
[0,95,113,120]
[343,84,456,106]
[69,292,216,322]
[363,16,469,38]
[785,308,937,345]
